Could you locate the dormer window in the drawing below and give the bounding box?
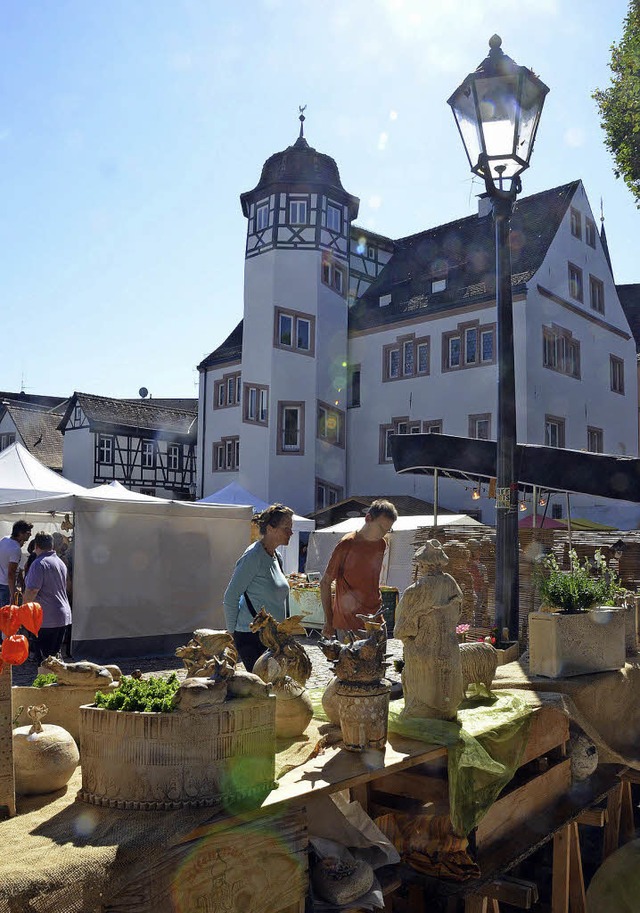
[255,202,269,231]
[327,203,341,232]
[431,278,447,293]
[379,294,391,307]
[289,199,308,224]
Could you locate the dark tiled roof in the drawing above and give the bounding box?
[0,391,68,412]
[349,180,581,332]
[124,397,198,412]
[59,392,197,438]
[308,494,454,528]
[350,224,395,250]
[198,320,244,371]
[617,283,640,351]
[1,403,64,470]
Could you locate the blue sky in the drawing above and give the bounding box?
[1,0,637,400]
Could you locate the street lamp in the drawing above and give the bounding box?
[448,36,548,639]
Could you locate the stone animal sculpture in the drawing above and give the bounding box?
[173,676,229,711]
[250,609,312,686]
[41,656,122,687]
[318,617,389,685]
[175,629,238,676]
[459,641,498,693]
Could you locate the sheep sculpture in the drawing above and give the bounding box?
[459,641,498,693]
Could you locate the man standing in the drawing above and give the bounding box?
[0,520,32,605]
[321,499,397,637]
[23,531,72,662]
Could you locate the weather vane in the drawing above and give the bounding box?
[298,105,306,138]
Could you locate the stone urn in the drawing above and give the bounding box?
[335,680,392,751]
[321,675,341,725]
[272,677,313,738]
[13,705,79,795]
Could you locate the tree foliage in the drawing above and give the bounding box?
[593,1,640,206]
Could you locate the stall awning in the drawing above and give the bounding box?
[391,433,640,503]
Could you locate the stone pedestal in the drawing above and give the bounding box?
[335,680,391,752]
[0,667,15,818]
[529,609,626,678]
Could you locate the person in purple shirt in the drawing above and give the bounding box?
[24,531,72,663]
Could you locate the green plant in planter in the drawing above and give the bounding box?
[32,673,58,687]
[94,673,180,712]
[535,548,623,614]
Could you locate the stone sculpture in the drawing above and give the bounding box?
[319,615,391,751]
[40,656,122,687]
[460,640,499,693]
[175,629,238,676]
[250,609,312,686]
[13,703,79,795]
[394,539,464,721]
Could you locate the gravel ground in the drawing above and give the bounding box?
[12,635,405,689]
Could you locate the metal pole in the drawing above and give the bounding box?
[433,469,439,528]
[533,484,538,529]
[493,195,519,640]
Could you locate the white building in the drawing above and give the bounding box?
[197,127,639,527]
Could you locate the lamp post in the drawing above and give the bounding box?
[448,36,548,639]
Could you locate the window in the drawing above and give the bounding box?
[379,293,391,307]
[255,202,269,231]
[431,278,447,293]
[73,404,82,424]
[585,217,596,248]
[168,444,181,471]
[212,436,239,471]
[327,203,341,232]
[347,365,361,408]
[277,402,305,454]
[98,434,114,465]
[321,259,346,296]
[589,275,604,314]
[552,503,563,520]
[142,440,156,468]
[317,402,345,447]
[316,479,343,510]
[469,413,491,440]
[243,383,269,425]
[289,198,307,224]
[568,263,583,302]
[0,432,16,451]
[587,427,604,453]
[379,416,421,463]
[275,308,315,356]
[213,371,241,409]
[542,326,580,379]
[367,245,375,260]
[545,415,566,448]
[423,420,443,434]
[570,207,582,239]
[384,333,430,380]
[443,320,495,371]
[610,355,625,394]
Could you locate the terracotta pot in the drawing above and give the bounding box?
[335,680,391,752]
[321,675,341,725]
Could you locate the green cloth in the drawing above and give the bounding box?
[309,687,533,837]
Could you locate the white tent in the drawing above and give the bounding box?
[0,442,86,502]
[307,514,487,595]
[199,481,315,574]
[0,488,252,659]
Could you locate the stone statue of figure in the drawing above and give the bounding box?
[394,539,464,720]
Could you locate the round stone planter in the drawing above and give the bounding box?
[335,680,391,752]
[529,608,626,678]
[78,695,276,810]
[13,723,79,795]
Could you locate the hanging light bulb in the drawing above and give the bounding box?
[472,488,481,500]
[538,495,547,507]
[519,500,527,512]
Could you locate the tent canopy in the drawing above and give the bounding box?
[319,514,484,534]
[199,481,315,530]
[0,441,86,502]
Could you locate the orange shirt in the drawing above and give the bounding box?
[325,531,386,630]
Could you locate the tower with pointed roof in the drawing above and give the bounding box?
[198,114,360,512]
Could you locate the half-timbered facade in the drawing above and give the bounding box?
[197,127,640,527]
[59,392,197,498]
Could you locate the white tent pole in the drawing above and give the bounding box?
[433,469,439,527]
[566,492,572,552]
[533,484,538,529]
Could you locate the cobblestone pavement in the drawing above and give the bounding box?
[12,635,405,689]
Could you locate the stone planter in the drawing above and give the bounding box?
[78,695,276,810]
[12,684,102,744]
[529,609,626,678]
[335,680,391,751]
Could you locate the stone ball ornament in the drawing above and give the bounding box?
[13,704,79,795]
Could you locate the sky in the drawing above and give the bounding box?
[1,0,638,400]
